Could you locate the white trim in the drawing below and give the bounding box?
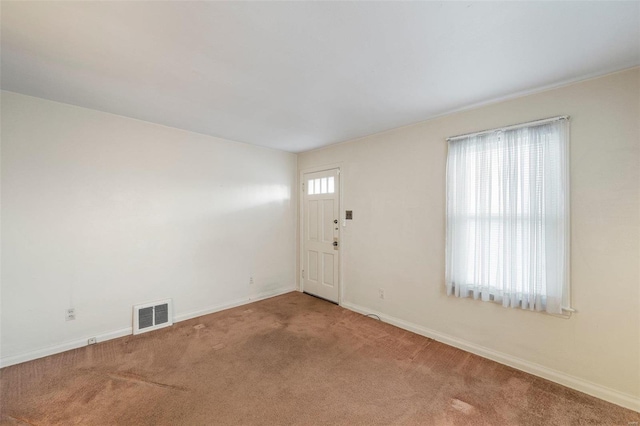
[0,287,295,369]
[250,287,296,302]
[174,286,295,323]
[341,301,640,413]
[0,327,133,369]
[172,296,253,323]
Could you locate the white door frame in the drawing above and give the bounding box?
[299,162,344,305]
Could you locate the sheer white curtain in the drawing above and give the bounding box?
[445,119,570,314]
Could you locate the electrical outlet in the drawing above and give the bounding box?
[378,289,385,300]
[65,308,76,321]
[249,276,254,285]
[87,337,97,345]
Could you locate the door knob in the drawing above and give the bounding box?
[333,241,338,247]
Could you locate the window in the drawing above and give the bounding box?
[307,176,335,195]
[445,117,570,314]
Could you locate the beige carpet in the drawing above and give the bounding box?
[1,291,638,425]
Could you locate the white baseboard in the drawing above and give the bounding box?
[173,287,295,322]
[0,287,296,369]
[341,301,640,413]
[250,287,297,302]
[173,296,252,323]
[0,327,133,369]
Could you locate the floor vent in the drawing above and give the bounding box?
[133,299,173,335]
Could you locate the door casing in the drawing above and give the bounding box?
[299,163,343,304]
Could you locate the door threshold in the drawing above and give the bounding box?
[302,291,338,305]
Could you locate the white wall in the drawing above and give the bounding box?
[1,91,297,365]
[298,68,640,409]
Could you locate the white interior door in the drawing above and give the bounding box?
[303,169,340,303]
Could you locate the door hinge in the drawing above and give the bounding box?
[302,269,305,278]
[302,182,305,192]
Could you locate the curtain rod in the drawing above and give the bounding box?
[446,115,570,142]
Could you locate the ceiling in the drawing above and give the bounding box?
[2,2,639,153]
